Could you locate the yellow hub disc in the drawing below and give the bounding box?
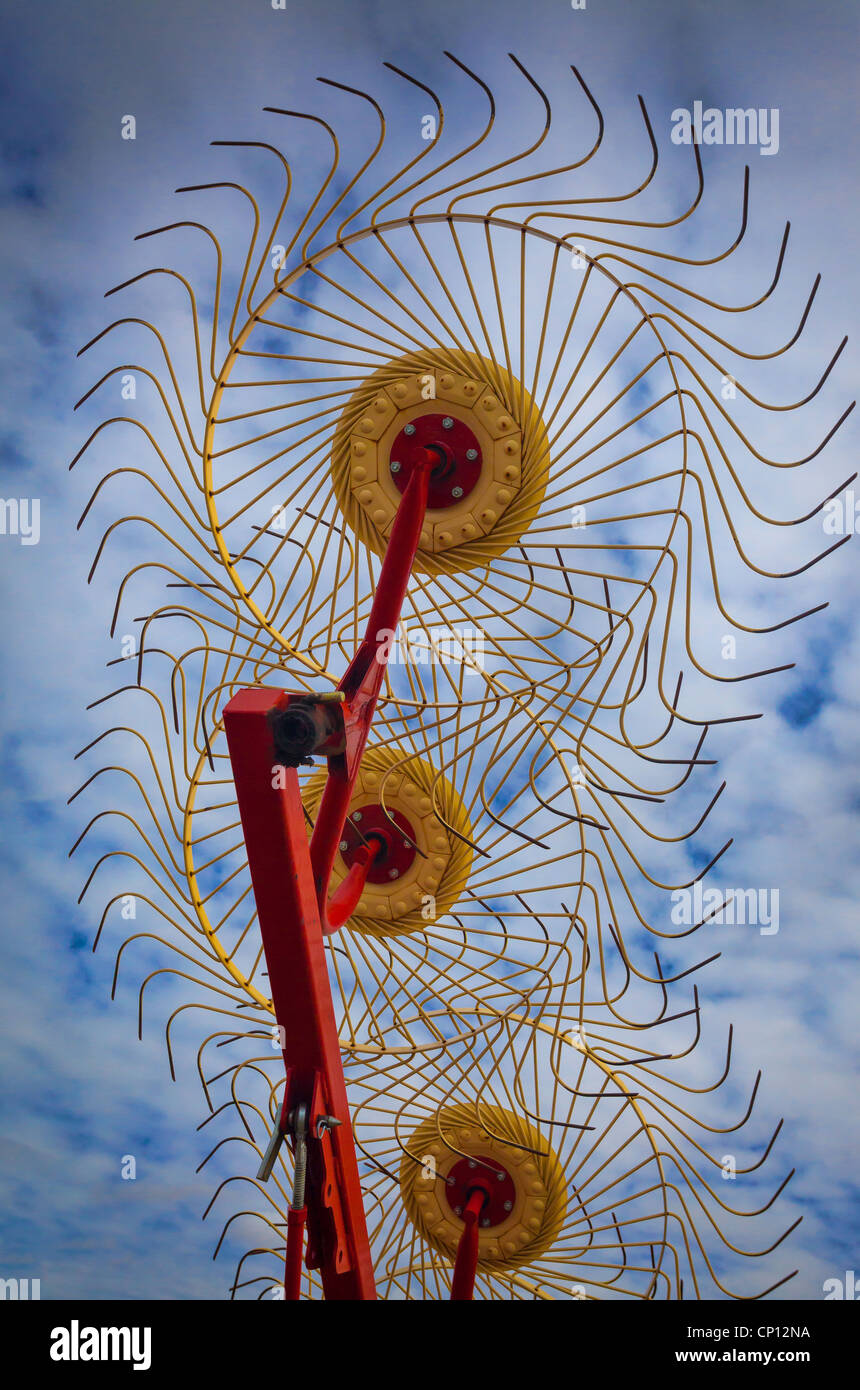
[302,746,473,937]
[330,350,550,575]
[400,1103,567,1269]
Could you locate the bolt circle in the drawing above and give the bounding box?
[339,804,418,885]
[443,1154,519,1230]
[388,413,483,510]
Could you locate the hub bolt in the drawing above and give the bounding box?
[451,486,464,499]
[480,1218,490,1228]
[503,1200,513,1212]
[467,1159,476,1169]
[442,417,454,429]
[339,840,348,852]
[466,448,478,460]
[388,868,400,879]
[390,460,401,473]
[404,423,416,436]
[352,811,362,822]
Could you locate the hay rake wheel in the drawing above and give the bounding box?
[70,54,852,1300]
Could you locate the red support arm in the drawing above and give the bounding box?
[222,452,432,1300]
[284,1206,308,1301]
[308,453,431,929]
[223,699,377,1299]
[450,1187,488,1301]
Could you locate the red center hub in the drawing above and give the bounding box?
[444,1155,517,1228]
[339,803,418,884]
[389,413,483,509]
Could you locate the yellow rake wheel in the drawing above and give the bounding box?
[399,1103,567,1271]
[330,349,550,575]
[70,55,850,1300]
[303,743,473,938]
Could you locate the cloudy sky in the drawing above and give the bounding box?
[0,0,857,1301]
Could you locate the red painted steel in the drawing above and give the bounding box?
[223,698,376,1299]
[285,1206,308,1301]
[450,1186,488,1301]
[389,412,482,507]
[339,804,417,884]
[223,449,434,1300]
[309,452,431,933]
[445,1155,516,1227]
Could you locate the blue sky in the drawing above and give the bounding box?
[0,0,858,1300]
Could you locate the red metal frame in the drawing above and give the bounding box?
[223,453,433,1300]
